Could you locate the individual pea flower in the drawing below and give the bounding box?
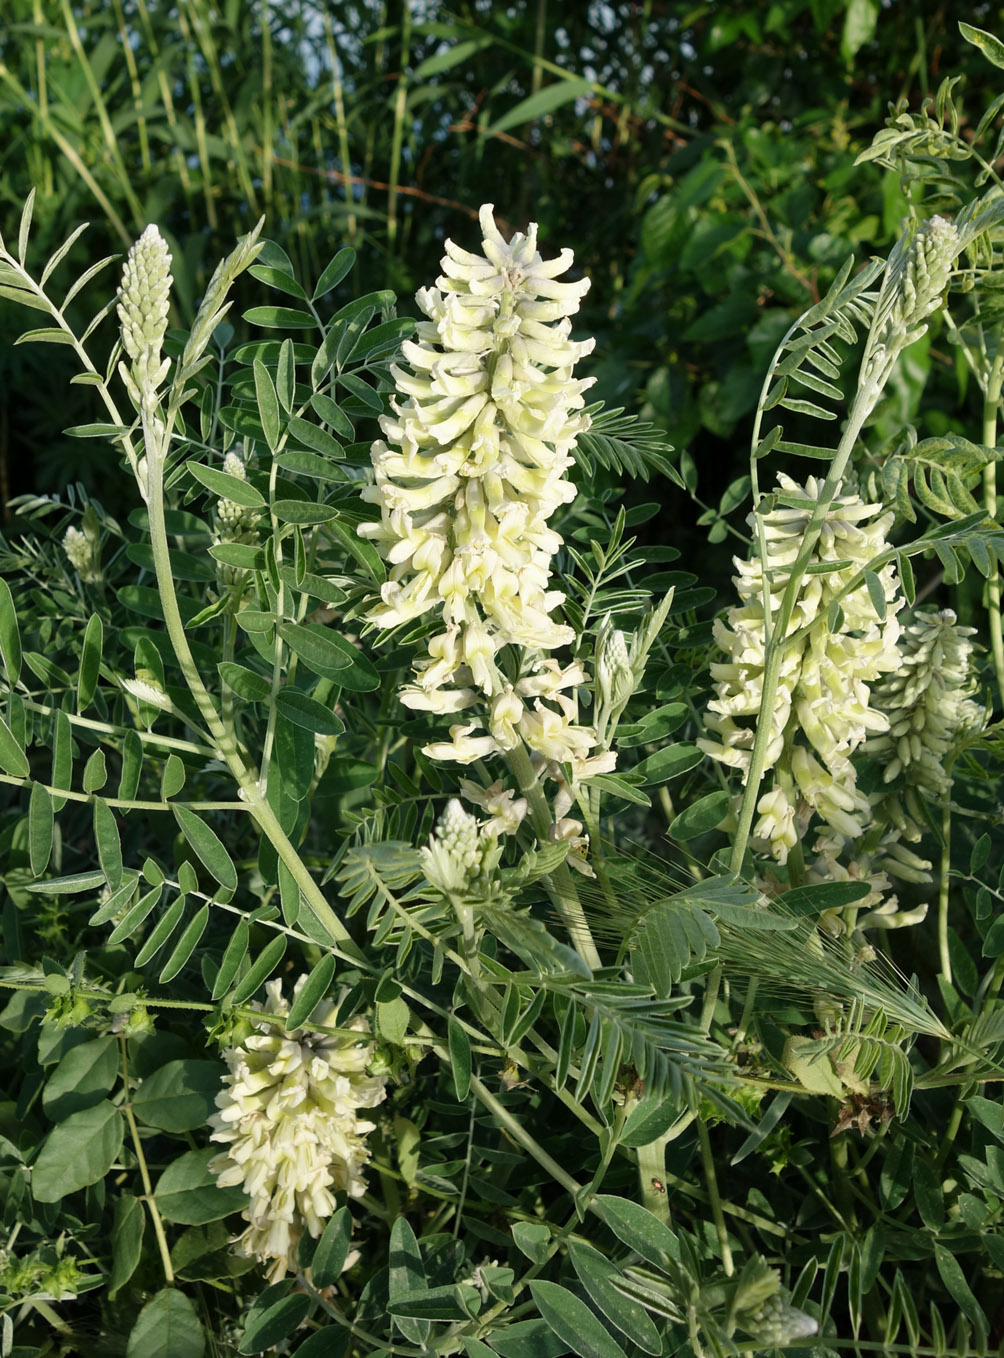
[117,224,173,417]
[753,785,799,865]
[867,608,984,841]
[547,815,594,877]
[360,204,607,780]
[700,473,904,857]
[459,778,528,837]
[209,976,387,1282]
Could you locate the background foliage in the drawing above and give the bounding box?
[3,5,1004,1358]
[0,1,996,527]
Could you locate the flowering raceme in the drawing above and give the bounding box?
[867,608,985,840]
[700,474,904,861]
[209,978,386,1281]
[360,205,608,777]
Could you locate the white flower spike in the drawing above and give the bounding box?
[361,205,605,778]
[209,977,387,1282]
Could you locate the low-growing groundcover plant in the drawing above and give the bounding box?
[5,24,1004,1358]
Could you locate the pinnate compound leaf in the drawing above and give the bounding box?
[933,1243,986,1332]
[285,954,336,1031]
[311,1206,353,1287]
[278,621,379,690]
[389,1216,430,1344]
[512,1221,552,1264]
[188,463,265,507]
[253,358,281,451]
[313,247,356,301]
[212,918,250,999]
[229,934,287,1004]
[529,1280,627,1358]
[32,1099,124,1200]
[77,612,103,712]
[592,1195,680,1264]
[0,713,29,778]
[126,1288,205,1358]
[668,790,731,840]
[134,894,186,966]
[173,806,238,892]
[567,1240,663,1354]
[0,577,21,684]
[42,1036,118,1119]
[274,688,345,736]
[134,1060,223,1132]
[29,781,53,877]
[448,1016,472,1102]
[961,21,1004,70]
[109,1194,145,1298]
[94,797,123,889]
[154,1148,248,1225]
[219,661,272,701]
[159,905,210,982]
[238,1290,311,1354]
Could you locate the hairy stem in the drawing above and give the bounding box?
[982,352,1004,709]
[507,740,601,970]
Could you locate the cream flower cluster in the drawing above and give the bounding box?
[867,608,984,840]
[421,798,501,900]
[62,525,101,584]
[117,224,172,416]
[209,977,386,1282]
[359,205,607,776]
[700,473,904,861]
[213,448,260,588]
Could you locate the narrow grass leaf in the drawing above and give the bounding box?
[487,78,592,137]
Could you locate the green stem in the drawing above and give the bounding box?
[507,741,601,970]
[0,776,246,814]
[696,1117,733,1275]
[18,697,216,758]
[730,375,885,874]
[144,439,358,954]
[467,1069,583,1199]
[119,1039,174,1283]
[938,798,953,986]
[982,352,1004,709]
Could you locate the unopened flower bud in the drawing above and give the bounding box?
[117,225,173,414]
[596,622,634,712]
